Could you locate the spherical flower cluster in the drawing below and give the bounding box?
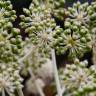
[66,1,90,26]
[20,2,57,57]
[20,3,56,32]
[59,59,96,96]
[0,62,23,96]
[53,22,92,59]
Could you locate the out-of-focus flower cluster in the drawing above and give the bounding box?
[59,59,96,96]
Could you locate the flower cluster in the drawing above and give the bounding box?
[0,28,23,63]
[59,59,96,96]
[0,1,24,96]
[66,2,90,26]
[29,0,65,20]
[53,22,92,59]
[20,1,96,95]
[20,1,57,57]
[0,0,24,63]
[1,0,96,96]
[0,62,23,96]
[0,0,16,29]
[49,0,65,20]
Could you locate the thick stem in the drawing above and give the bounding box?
[28,68,45,96]
[51,49,62,96]
[17,88,24,96]
[2,89,5,96]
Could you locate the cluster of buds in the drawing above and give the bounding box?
[49,0,65,20]
[0,62,23,96]
[20,1,57,57]
[30,0,65,20]
[0,28,24,63]
[59,59,96,96]
[0,0,16,29]
[0,0,24,63]
[66,2,90,26]
[53,22,92,59]
[20,1,96,95]
[1,0,96,96]
[0,1,24,96]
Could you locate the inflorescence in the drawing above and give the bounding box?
[1,0,96,96]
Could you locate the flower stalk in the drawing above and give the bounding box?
[51,49,62,96]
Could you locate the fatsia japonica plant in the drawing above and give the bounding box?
[1,0,96,96]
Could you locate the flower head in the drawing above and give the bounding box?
[20,3,55,32]
[59,59,96,96]
[53,22,92,59]
[20,3,56,57]
[67,1,90,26]
[0,62,23,96]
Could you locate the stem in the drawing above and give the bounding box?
[51,49,62,96]
[28,68,45,96]
[2,89,5,96]
[92,46,96,65]
[92,34,96,65]
[17,88,24,96]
